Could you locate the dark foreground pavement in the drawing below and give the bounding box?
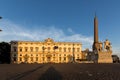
[0,63,120,80]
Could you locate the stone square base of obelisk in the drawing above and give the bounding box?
[98,51,113,63]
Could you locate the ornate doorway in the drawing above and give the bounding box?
[46,54,52,63]
[47,57,51,62]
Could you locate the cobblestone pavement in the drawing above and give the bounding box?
[0,63,120,80]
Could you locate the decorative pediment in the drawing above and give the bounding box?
[44,38,54,43]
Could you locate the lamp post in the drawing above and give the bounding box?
[0,16,2,19]
[72,43,75,63]
[0,16,2,32]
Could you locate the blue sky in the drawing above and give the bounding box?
[0,0,120,55]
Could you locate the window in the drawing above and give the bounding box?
[68,48,71,52]
[59,57,61,61]
[30,47,33,52]
[31,57,33,61]
[25,47,28,52]
[64,57,66,61]
[36,57,38,61]
[77,48,80,52]
[68,44,71,46]
[73,48,75,52]
[19,43,22,45]
[53,54,55,56]
[20,54,22,56]
[64,54,66,56]
[36,54,38,56]
[59,47,62,52]
[35,47,39,52]
[64,48,66,52]
[42,57,44,61]
[53,57,55,61]
[14,54,16,57]
[13,57,16,61]
[77,44,79,46]
[19,57,22,61]
[19,47,22,52]
[13,47,17,52]
[48,47,50,52]
[59,54,61,56]
[20,48,22,52]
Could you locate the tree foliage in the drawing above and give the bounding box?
[0,42,11,63]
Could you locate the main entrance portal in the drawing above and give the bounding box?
[47,57,51,62]
[46,54,52,63]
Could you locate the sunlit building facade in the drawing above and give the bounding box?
[10,38,83,64]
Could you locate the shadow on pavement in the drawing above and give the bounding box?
[39,66,62,80]
[7,65,44,80]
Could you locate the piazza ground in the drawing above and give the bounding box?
[0,63,120,80]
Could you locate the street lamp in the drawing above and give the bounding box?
[0,16,2,19]
[72,43,75,63]
[0,16,2,32]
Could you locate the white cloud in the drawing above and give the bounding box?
[0,19,119,56]
[67,28,74,34]
[0,19,93,50]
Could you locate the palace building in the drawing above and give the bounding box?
[10,16,113,64]
[10,38,83,64]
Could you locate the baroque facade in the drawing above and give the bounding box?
[10,38,83,64]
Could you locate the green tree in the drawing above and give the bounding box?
[0,42,11,63]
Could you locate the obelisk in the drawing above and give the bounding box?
[94,15,98,43]
[93,15,99,51]
[92,15,113,63]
